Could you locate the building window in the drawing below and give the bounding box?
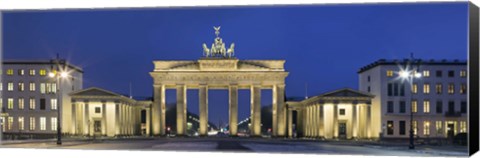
[423,100,430,113]
[436,121,443,135]
[46,83,57,94]
[448,70,454,77]
[461,101,467,113]
[387,121,394,135]
[51,117,57,131]
[51,99,57,110]
[40,117,46,130]
[29,82,35,92]
[7,98,13,109]
[436,70,442,77]
[399,121,406,135]
[29,98,36,109]
[393,83,398,96]
[423,70,430,77]
[436,83,442,94]
[29,117,35,130]
[399,84,405,96]
[95,107,101,113]
[18,69,24,76]
[413,121,418,135]
[460,70,467,77]
[40,83,46,94]
[388,83,393,96]
[436,101,443,114]
[387,70,393,77]
[29,69,35,76]
[367,76,370,82]
[7,82,13,91]
[39,69,47,76]
[411,100,417,113]
[460,83,466,94]
[18,117,24,131]
[423,121,430,136]
[399,101,406,113]
[7,117,13,130]
[412,84,418,94]
[423,84,430,94]
[448,83,454,94]
[367,86,370,92]
[18,82,24,91]
[18,98,24,110]
[387,101,394,113]
[6,69,13,75]
[448,101,455,113]
[460,121,467,133]
[40,98,46,110]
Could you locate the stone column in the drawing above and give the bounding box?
[272,85,278,137]
[352,103,358,138]
[84,102,90,136]
[71,102,76,135]
[102,102,107,136]
[276,84,286,137]
[176,84,187,136]
[229,84,238,136]
[115,103,120,136]
[152,85,166,136]
[306,106,310,137]
[333,103,338,139]
[367,104,371,138]
[296,108,304,137]
[199,84,208,136]
[146,107,151,136]
[288,109,293,138]
[306,106,311,137]
[313,104,318,137]
[319,104,324,137]
[250,84,261,136]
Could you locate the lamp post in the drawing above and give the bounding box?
[49,60,69,145]
[398,58,421,150]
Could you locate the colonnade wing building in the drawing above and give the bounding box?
[287,88,374,139]
[358,59,467,140]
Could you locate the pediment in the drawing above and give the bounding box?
[320,88,373,98]
[70,87,122,97]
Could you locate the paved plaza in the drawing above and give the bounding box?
[0,137,468,157]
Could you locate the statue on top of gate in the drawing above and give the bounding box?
[203,26,235,58]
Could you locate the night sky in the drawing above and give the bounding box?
[2,2,468,125]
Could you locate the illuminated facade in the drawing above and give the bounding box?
[68,87,150,137]
[358,59,467,139]
[0,59,83,138]
[150,27,289,137]
[287,88,374,139]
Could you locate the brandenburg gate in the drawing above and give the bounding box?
[150,27,289,137]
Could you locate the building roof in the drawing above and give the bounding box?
[69,87,137,104]
[288,88,374,105]
[358,59,467,73]
[3,59,84,73]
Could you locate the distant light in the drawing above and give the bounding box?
[60,72,68,78]
[48,72,55,78]
[414,73,422,78]
[399,71,410,78]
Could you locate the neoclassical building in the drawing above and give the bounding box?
[150,27,289,137]
[68,87,149,137]
[287,88,374,139]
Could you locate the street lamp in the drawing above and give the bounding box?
[49,63,70,145]
[398,59,421,150]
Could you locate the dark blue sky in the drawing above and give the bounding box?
[3,2,468,125]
